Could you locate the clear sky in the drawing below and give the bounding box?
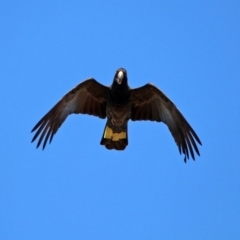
[1,1,240,239]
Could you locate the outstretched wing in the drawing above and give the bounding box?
[130,84,202,162]
[31,78,108,149]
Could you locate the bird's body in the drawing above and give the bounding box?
[101,72,131,150]
[31,68,202,162]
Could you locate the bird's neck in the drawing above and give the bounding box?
[110,83,130,103]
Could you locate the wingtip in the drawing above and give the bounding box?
[42,144,46,150]
[31,124,38,133]
[183,153,196,163]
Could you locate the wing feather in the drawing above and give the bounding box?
[130,84,202,162]
[31,78,108,149]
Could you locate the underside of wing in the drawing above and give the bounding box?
[31,78,109,149]
[130,84,202,162]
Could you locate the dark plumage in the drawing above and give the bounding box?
[31,68,202,162]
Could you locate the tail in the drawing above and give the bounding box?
[100,122,128,150]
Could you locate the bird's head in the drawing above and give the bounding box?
[114,68,128,85]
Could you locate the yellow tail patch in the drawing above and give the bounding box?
[104,126,126,141]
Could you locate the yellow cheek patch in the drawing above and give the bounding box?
[104,126,126,141]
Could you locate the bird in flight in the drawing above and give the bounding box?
[31,68,202,162]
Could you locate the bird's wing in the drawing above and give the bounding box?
[130,83,202,161]
[31,78,108,149]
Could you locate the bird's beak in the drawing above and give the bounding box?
[116,71,124,84]
[116,78,122,84]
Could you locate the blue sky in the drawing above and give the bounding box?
[0,1,240,239]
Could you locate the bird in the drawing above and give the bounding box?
[31,68,202,162]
